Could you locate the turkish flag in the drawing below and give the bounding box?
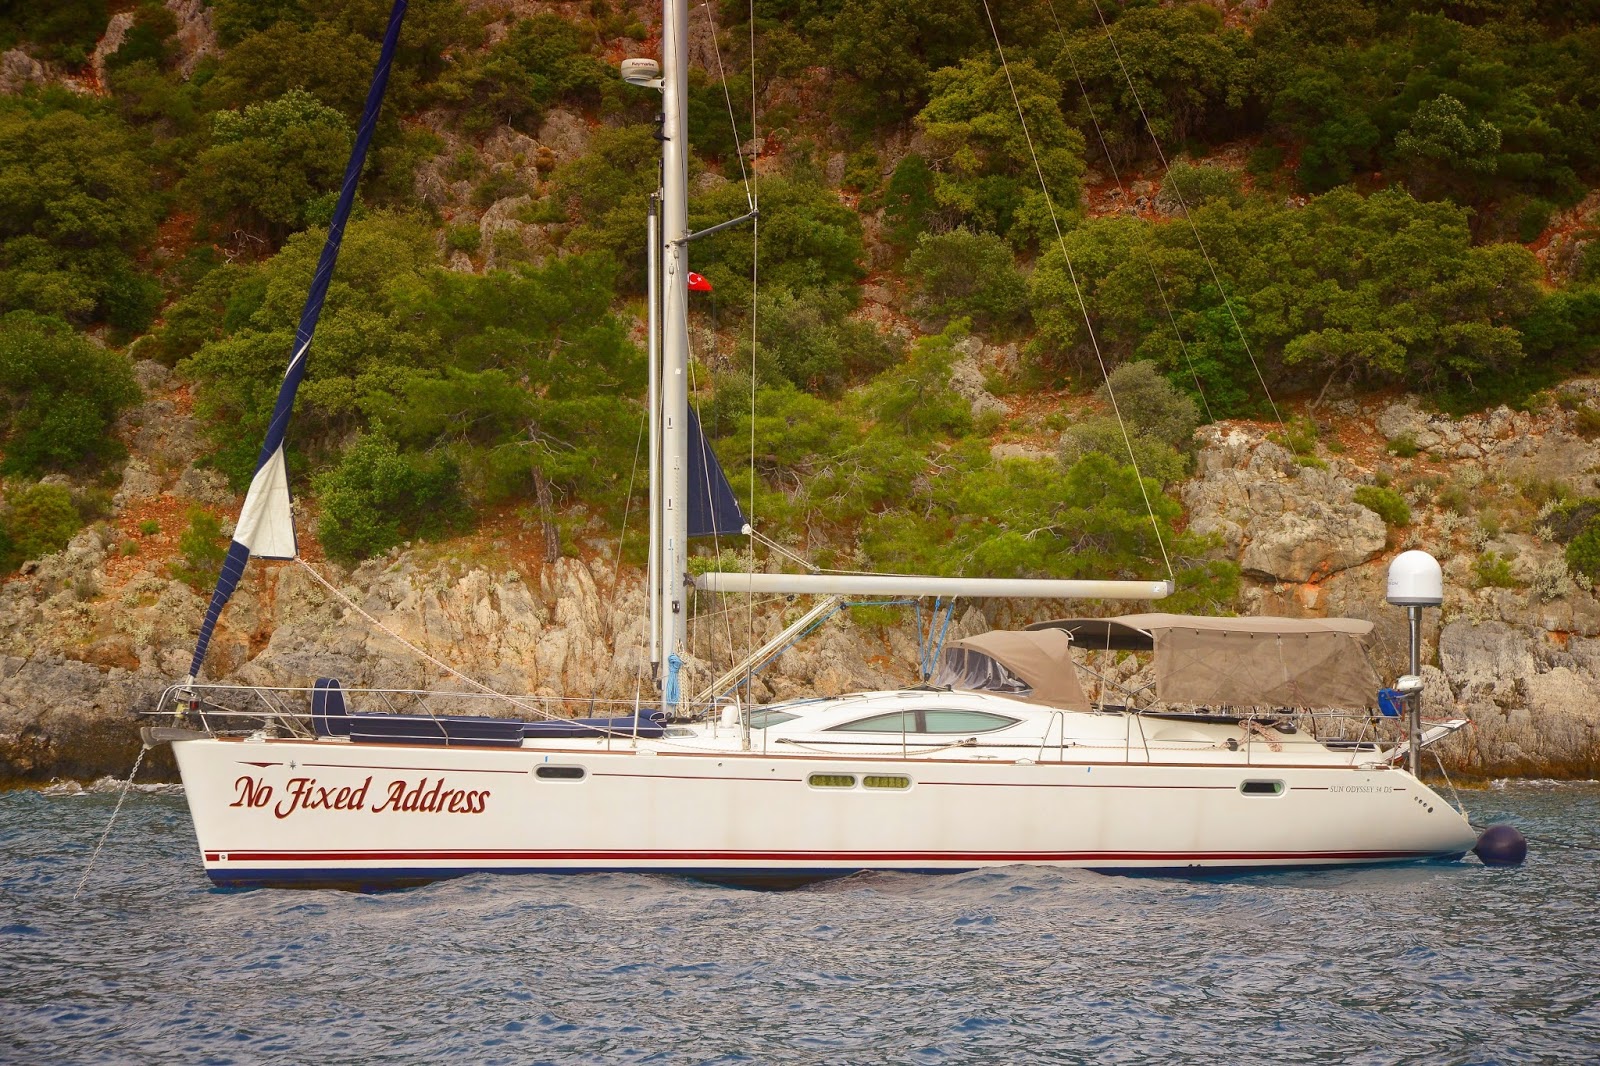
[687,271,713,292]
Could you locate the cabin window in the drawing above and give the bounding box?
[808,773,856,789]
[830,711,915,733]
[748,709,799,729]
[919,710,1018,734]
[1239,779,1285,796]
[827,710,1020,734]
[863,775,911,790]
[535,765,586,781]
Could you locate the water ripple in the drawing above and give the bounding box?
[2,784,1597,1062]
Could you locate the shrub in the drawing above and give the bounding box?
[1387,433,1419,458]
[1474,551,1518,589]
[1354,485,1411,528]
[445,224,482,254]
[169,508,229,592]
[1155,162,1240,210]
[312,434,470,564]
[1098,361,1201,449]
[0,482,81,572]
[743,287,899,394]
[190,89,353,239]
[907,228,1028,334]
[1566,522,1600,580]
[0,312,140,475]
[1275,416,1319,457]
[882,153,939,253]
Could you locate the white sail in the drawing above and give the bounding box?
[231,445,297,559]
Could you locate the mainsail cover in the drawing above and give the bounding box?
[686,405,745,537]
[187,0,408,679]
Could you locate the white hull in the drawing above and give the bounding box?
[171,731,1477,887]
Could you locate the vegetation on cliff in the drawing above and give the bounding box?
[0,0,1597,599]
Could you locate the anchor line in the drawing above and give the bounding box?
[73,743,150,902]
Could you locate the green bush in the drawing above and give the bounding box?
[170,508,229,592]
[742,288,899,395]
[312,433,470,563]
[444,224,482,254]
[0,102,163,326]
[1353,485,1411,528]
[1474,551,1518,589]
[190,89,354,239]
[1156,162,1241,210]
[882,153,939,253]
[0,482,82,572]
[907,228,1028,334]
[0,312,140,475]
[1387,433,1419,458]
[436,14,608,134]
[1566,522,1600,580]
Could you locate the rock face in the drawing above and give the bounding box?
[1186,429,1387,581]
[1439,621,1600,778]
[6,396,1600,784]
[0,49,45,94]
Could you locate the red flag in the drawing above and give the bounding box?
[687,271,713,292]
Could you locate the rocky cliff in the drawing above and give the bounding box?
[3,361,1598,785]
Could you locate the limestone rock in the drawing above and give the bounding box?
[90,12,137,85]
[0,50,45,95]
[165,0,220,77]
[538,109,589,166]
[1187,429,1386,582]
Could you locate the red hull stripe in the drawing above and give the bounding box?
[205,848,1434,863]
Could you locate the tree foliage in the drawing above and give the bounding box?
[0,100,163,328]
[0,312,139,475]
[0,482,83,573]
[190,89,354,240]
[917,57,1084,245]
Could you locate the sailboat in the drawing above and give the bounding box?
[142,0,1482,888]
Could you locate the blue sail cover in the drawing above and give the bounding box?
[686,405,746,537]
[187,0,408,679]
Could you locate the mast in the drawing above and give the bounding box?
[624,0,690,706]
[658,0,691,709]
[646,195,661,676]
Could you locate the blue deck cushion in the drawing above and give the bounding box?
[311,678,351,737]
[522,713,667,739]
[312,694,667,747]
[347,713,526,748]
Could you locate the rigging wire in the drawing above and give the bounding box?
[689,0,763,706]
[1085,0,1284,428]
[977,0,1175,584]
[1041,0,1214,424]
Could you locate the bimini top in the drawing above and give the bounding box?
[932,629,1089,711]
[1026,613,1381,710]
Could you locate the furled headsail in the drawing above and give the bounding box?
[186,0,409,680]
[685,405,745,537]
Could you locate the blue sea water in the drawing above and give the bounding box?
[2,780,1597,1064]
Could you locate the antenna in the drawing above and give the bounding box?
[1387,550,1443,777]
[621,58,662,89]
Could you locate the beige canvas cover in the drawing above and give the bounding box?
[1112,613,1380,709]
[946,629,1090,710]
